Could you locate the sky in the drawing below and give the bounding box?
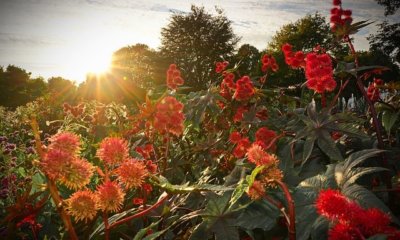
[0,0,398,83]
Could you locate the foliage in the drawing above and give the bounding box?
[1,2,400,240]
[368,21,400,64]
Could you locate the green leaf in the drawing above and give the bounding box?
[343,149,384,176]
[332,123,368,138]
[303,136,316,162]
[342,183,396,223]
[245,165,266,188]
[367,234,388,240]
[156,176,233,193]
[234,200,280,231]
[382,110,399,134]
[317,130,343,161]
[142,227,170,240]
[345,167,388,185]
[229,179,248,208]
[189,221,210,240]
[133,220,161,240]
[346,65,389,76]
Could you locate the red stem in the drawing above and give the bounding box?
[30,119,78,240]
[108,192,169,229]
[321,92,326,108]
[328,79,349,110]
[274,180,296,240]
[103,212,110,240]
[345,36,393,197]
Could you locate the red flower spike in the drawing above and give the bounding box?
[333,0,341,6]
[233,76,255,101]
[166,64,184,90]
[154,96,185,136]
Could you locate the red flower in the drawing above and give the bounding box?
[305,53,336,93]
[166,64,184,90]
[136,144,154,159]
[142,183,153,194]
[330,1,352,32]
[261,54,279,72]
[233,76,255,101]
[315,189,356,221]
[255,127,277,151]
[146,160,158,174]
[282,43,306,69]
[233,138,251,158]
[133,197,144,205]
[154,96,185,136]
[233,106,249,122]
[367,78,383,102]
[219,73,236,100]
[229,131,242,143]
[215,61,229,73]
[328,222,358,240]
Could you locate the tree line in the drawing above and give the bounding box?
[1,4,398,109]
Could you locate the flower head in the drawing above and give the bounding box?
[48,132,81,154]
[255,127,277,151]
[96,181,125,213]
[315,189,355,221]
[66,190,97,222]
[229,131,242,143]
[233,76,255,101]
[282,43,306,69]
[215,61,229,73]
[166,64,184,90]
[305,53,336,93]
[116,159,148,189]
[97,137,129,166]
[42,149,74,180]
[261,54,279,72]
[247,180,265,200]
[233,106,249,122]
[59,158,94,190]
[153,96,185,136]
[233,138,251,158]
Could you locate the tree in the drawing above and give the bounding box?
[111,44,165,89]
[375,0,400,16]
[234,44,261,76]
[160,5,240,90]
[0,65,46,108]
[368,22,400,64]
[47,77,77,104]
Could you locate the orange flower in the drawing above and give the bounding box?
[59,158,94,190]
[66,190,97,222]
[116,159,148,189]
[97,137,129,166]
[96,181,125,213]
[48,132,81,154]
[247,144,278,167]
[247,180,265,200]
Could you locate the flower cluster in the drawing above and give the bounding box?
[282,43,337,93]
[255,127,277,152]
[316,189,400,239]
[116,159,149,189]
[330,0,353,32]
[166,64,184,90]
[233,76,255,101]
[153,96,185,136]
[41,132,93,190]
[261,54,279,72]
[367,78,383,102]
[305,53,337,93]
[96,181,125,213]
[282,43,305,69]
[215,61,229,73]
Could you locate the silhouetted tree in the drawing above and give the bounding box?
[160,5,240,90]
[375,0,400,16]
[234,44,262,76]
[0,65,47,108]
[368,22,400,64]
[111,44,165,89]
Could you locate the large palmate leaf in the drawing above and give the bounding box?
[189,192,240,240]
[290,102,368,162]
